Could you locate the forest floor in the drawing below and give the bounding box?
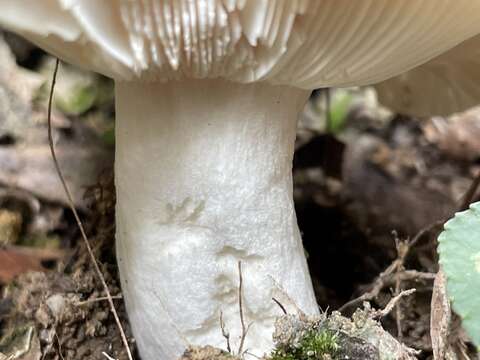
[0,33,479,360]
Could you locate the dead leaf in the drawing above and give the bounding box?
[0,35,113,209]
[0,246,64,283]
[0,143,112,208]
[423,109,480,162]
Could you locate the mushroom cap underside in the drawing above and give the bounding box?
[376,34,480,116]
[1,0,480,115]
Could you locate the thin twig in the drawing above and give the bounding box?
[54,330,65,360]
[373,289,416,319]
[338,267,430,313]
[102,352,117,360]
[408,221,443,249]
[459,168,480,211]
[237,261,249,356]
[338,258,399,313]
[75,295,123,306]
[47,59,133,360]
[395,276,403,339]
[398,270,436,281]
[339,221,441,314]
[392,233,408,340]
[272,297,287,315]
[219,311,232,353]
[389,207,463,337]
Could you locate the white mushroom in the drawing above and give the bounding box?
[375,34,480,116]
[1,1,480,359]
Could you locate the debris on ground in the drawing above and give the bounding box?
[179,346,240,360]
[1,269,133,360]
[267,308,416,360]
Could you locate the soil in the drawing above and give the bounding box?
[1,34,479,360]
[294,110,480,359]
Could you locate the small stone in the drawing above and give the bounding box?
[46,294,66,319]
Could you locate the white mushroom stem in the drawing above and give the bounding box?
[114,79,319,360]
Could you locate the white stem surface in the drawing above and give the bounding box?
[115,79,318,360]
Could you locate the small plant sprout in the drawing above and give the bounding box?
[2,1,480,359]
[438,202,480,349]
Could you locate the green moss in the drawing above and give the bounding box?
[269,329,339,360]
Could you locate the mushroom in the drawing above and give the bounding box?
[375,33,480,116]
[1,1,480,359]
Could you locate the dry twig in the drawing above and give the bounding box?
[47,59,133,360]
[102,352,117,360]
[339,221,441,314]
[272,297,287,315]
[75,295,123,306]
[338,257,402,313]
[237,261,250,356]
[459,168,480,211]
[373,289,416,319]
[219,311,232,353]
[54,330,65,360]
[408,221,444,249]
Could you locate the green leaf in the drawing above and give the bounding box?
[328,92,352,134]
[438,201,480,349]
[56,84,97,116]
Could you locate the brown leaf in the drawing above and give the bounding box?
[423,109,480,162]
[0,246,64,283]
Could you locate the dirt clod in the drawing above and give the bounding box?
[1,265,133,359]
